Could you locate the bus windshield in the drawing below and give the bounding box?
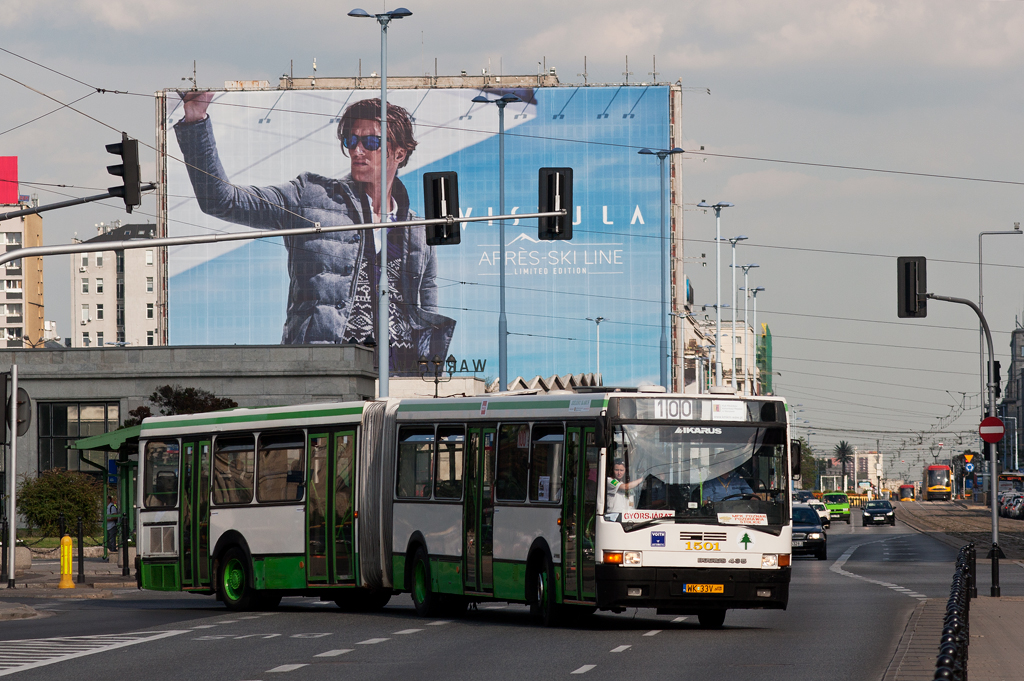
[927,469,950,488]
[607,424,789,528]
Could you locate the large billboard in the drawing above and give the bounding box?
[163,84,672,385]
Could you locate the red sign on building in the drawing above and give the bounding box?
[0,157,17,205]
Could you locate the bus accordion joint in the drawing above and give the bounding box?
[603,551,624,564]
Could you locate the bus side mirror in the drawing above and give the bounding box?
[790,439,802,480]
[595,414,609,449]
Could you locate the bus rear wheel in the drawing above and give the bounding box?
[220,547,255,611]
[410,547,439,617]
[697,609,726,629]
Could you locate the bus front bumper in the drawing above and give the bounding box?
[595,565,790,613]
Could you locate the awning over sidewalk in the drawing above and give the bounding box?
[72,425,141,453]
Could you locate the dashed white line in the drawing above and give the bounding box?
[671,616,688,623]
[356,638,390,645]
[393,629,423,635]
[267,664,308,673]
[428,621,451,626]
[218,620,239,624]
[191,625,217,629]
[484,604,507,610]
[643,630,661,637]
[571,665,596,674]
[830,537,929,600]
[610,645,631,653]
[314,649,353,658]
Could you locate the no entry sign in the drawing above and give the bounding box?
[979,416,1005,444]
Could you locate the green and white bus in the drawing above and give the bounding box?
[136,391,799,628]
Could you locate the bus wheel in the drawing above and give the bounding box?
[410,547,439,617]
[529,556,559,627]
[220,547,255,611]
[697,609,726,629]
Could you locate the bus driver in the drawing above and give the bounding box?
[606,459,642,513]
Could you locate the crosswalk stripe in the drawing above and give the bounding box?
[0,631,187,677]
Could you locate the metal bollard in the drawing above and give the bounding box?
[121,513,130,578]
[76,517,85,584]
[58,535,75,589]
[968,543,977,599]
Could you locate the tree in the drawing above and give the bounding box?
[796,437,817,490]
[18,470,102,535]
[121,385,237,428]
[834,440,855,490]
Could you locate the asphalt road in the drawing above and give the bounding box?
[1,519,1013,681]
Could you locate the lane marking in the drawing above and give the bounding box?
[267,664,308,672]
[393,629,422,635]
[191,625,217,629]
[0,631,187,677]
[219,620,239,624]
[484,605,507,609]
[671,616,688,623]
[643,630,661,637]
[315,649,353,658]
[830,537,930,600]
[428,621,451,626]
[610,645,631,653]
[571,665,596,674]
[356,638,390,645]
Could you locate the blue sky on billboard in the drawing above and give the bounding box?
[166,86,669,386]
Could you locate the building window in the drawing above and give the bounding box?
[82,332,90,346]
[96,331,104,346]
[81,254,88,268]
[81,278,88,294]
[116,303,124,326]
[116,251,124,274]
[147,330,154,346]
[96,278,103,294]
[116,279,124,299]
[5,233,20,245]
[146,277,154,293]
[6,259,21,269]
[37,401,119,473]
[96,303,104,320]
[81,304,90,323]
[146,303,154,319]
[6,304,20,317]
[96,253,103,267]
[145,250,154,266]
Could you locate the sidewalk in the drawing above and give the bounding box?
[2,555,137,593]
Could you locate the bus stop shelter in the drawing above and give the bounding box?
[73,425,140,559]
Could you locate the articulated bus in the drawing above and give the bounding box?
[136,392,799,629]
[923,465,952,501]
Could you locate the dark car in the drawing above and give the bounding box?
[791,504,827,560]
[862,500,896,526]
[793,490,815,503]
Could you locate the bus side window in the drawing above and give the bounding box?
[496,424,529,502]
[530,424,564,503]
[256,431,306,503]
[144,440,180,509]
[212,435,256,505]
[397,427,435,498]
[434,426,465,499]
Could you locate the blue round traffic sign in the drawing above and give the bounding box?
[965,462,975,473]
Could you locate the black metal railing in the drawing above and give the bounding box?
[934,543,975,680]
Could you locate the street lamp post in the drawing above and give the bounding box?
[726,236,748,391]
[736,264,758,395]
[746,286,765,395]
[697,201,734,387]
[586,316,605,376]
[978,226,1021,422]
[639,148,683,390]
[474,93,523,392]
[348,6,412,399]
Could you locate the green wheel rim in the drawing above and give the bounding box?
[413,559,427,605]
[537,571,548,615]
[223,557,245,602]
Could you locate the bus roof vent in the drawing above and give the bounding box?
[637,385,667,393]
[708,386,738,395]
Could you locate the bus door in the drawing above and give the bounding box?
[307,431,357,584]
[464,426,496,593]
[179,440,212,589]
[562,427,598,601]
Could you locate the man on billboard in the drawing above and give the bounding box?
[174,92,454,374]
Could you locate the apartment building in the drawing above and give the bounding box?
[0,206,45,348]
[69,221,164,347]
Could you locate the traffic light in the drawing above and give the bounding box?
[896,256,927,318]
[106,132,141,213]
[990,360,1002,398]
[422,172,460,246]
[538,167,573,241]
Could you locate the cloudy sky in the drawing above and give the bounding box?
[3,0,1024,478]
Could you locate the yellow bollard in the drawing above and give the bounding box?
[58,535,75,589]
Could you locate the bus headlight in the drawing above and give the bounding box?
[623,551,642,566]
[761,554,778,568]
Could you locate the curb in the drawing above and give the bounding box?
[0,604,37,621]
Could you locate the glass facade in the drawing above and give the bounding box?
[38,401,120,473]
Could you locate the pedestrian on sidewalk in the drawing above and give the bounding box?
[106,496,118,550]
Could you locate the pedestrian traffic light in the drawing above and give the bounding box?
[422,172,460,246]
[896,256,927,318]
[538,167,573,241]
[106,132,141,213]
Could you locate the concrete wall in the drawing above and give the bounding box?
[0,344,376,482]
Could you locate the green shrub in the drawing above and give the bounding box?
[17,470,102,536]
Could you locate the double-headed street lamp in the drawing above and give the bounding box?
[348,5,412,399]
[473,93,523,391]
[734,263,758,394]
[742,285,765,394]
[726,236,748,391]
[639,147,683,390]
[697,201,734,387]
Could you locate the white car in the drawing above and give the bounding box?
[806,498,831,528]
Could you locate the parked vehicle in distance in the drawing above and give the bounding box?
[806,498,830,528]
[791,505,827,561]
[793,490,815,503]
[862,500,896,526]
[821,493,851,524]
